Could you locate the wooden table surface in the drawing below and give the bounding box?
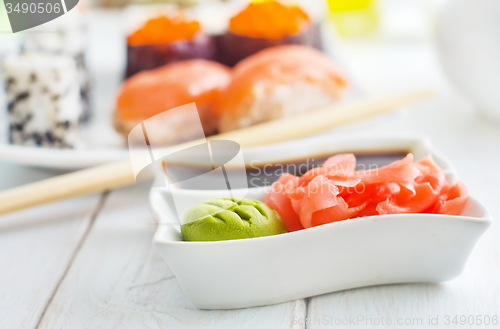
[1,30,499,329]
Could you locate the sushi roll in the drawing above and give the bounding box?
[22,10,91,122]
[115,59,231,145]
[216,1,322,67]
[215,45,348,133]
[3,53,83,148]
[126,14,216,78]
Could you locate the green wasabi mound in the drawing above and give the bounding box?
[181,198,288,241]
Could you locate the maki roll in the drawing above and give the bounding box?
[216,1,322,67]
[22,10,90,122]
[126,14,216,78]
[215,45,348,133]
[3,53,83,148]
[115,59,231,146]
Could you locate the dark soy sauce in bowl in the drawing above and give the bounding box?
[164,151,408,190]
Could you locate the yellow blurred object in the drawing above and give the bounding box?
[327,0,379,37]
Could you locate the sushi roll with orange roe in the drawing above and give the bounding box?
[216,1,322,66]
[215,45,348,133]
[115,60,231,145]
[126,14,216,78]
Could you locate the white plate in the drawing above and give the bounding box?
[149,133,491,309]
[0,9,356,170]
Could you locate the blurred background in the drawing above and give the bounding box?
[0,0,498,162]
[0,0,456,98]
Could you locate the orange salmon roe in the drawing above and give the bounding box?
[128,15,200,46]
[229,1,310,39]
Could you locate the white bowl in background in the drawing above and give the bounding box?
[437,0,500,121]
[150,133,491,309]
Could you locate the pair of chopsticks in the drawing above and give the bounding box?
[0,89,434,216]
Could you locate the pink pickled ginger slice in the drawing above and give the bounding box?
[265,174,303,232]
[433,181,468,215]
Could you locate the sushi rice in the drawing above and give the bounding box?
[3,53,83,148]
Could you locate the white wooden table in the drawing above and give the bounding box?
[1,38,499,329]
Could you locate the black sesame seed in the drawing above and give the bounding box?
[17,91,30,102]
[8,91,30,111]
[34,134,43,146]
[80,87,89,101]
[45,132,54,143]
[56,121,71,129]
[6,78,15,90]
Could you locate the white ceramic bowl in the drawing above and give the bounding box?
[150,133,491,309]
[437,0,500,121]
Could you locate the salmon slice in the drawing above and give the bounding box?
[215,45,348,132]
[115,60,231,145]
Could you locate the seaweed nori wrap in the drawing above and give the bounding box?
[213,1,322,67]
[125,15,216,78]
[215,23,322,67]
[126,34,216,78]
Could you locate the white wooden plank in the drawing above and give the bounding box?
[38,183,306,329]
[0,162,104,329]
[0,162,55,190]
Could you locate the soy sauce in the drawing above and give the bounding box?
[164,151,408,190]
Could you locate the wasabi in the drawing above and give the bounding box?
[181,198,288,241]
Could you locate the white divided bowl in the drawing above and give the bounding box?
[150,134,491,309]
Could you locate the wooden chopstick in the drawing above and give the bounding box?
[0,89,435,216]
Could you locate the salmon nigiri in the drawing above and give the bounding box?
[215,45,348,133]
[115,59,231,145]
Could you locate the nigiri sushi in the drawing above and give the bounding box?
[126,14,216,78]
[215,45,348,132]
[216,1,322,67]
[114,59,231,145]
